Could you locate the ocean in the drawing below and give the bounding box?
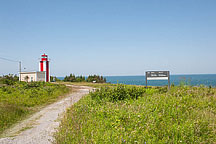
[58,74,216,87]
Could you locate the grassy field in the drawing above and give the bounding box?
[0,81,69,134]
[55,84,216,144]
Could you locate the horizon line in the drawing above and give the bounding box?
[56,73,216,77]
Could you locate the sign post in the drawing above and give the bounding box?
[145,71,170,90]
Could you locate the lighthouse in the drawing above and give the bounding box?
[40,53,50,82]
[19,54,48,82]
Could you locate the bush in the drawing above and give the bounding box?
[0,74,19,85]
[63,74,106,83]
[75,76,85,82]
[86,75,106,83]
[50,76,61,82]
[90,84,146,102]
[63,74,85,82]
[63,74,76,82]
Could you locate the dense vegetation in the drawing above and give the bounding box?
[90,84,146,102]
[63,74,106,83]
[0,81,69,134]
[64,74,85,82]
[0,74,19,85]
[50,76,61,82]
[55,85,216,143]
[86,75,106,83]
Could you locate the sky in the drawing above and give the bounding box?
[0,0,216,76]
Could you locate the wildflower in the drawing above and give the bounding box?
[122,138,126,143]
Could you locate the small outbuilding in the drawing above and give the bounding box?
[19,71,46,82]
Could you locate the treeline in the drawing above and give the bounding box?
[50,76,61,82]
[63,74,106,83]
[86,75,106,83]
[0,74,19,85]
[0,74,106,84]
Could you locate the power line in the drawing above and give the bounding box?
[0,56,19,63]
[0,56,22,79]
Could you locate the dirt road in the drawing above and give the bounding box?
[0,85,92,144]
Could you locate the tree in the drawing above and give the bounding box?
[24,75,29,82]
[0,74,19,85]
[86,75,106,83]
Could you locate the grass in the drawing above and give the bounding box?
[55,84,216,144]
[58,81,115,88]
[0,81,69,134]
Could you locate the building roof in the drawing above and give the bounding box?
[20,71,45,74]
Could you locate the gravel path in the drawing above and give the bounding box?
[0,85,92,144]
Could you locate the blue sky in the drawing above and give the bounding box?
[0,0,216,76]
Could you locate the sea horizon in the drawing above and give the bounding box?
[57,73,216,77]
[57,74,216,87]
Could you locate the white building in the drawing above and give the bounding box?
[19,71,46,82]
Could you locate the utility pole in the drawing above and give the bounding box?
[19,61,21,81]
[0,56,21,80]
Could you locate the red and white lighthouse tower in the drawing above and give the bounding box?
[40,53,50,82]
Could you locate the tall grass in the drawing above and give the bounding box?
[0,82,69,134]
[90,84,147,102]
[55,85,216,143]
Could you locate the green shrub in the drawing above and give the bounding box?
[75,76,86,82]
[50,76,61,82]
[86,75,106,83]
[0,74,19,85]
[63,74,106,83]
[55,86,216,144]
[64,74,76,82]
[90,84,146,102]
[63,74,85,82]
